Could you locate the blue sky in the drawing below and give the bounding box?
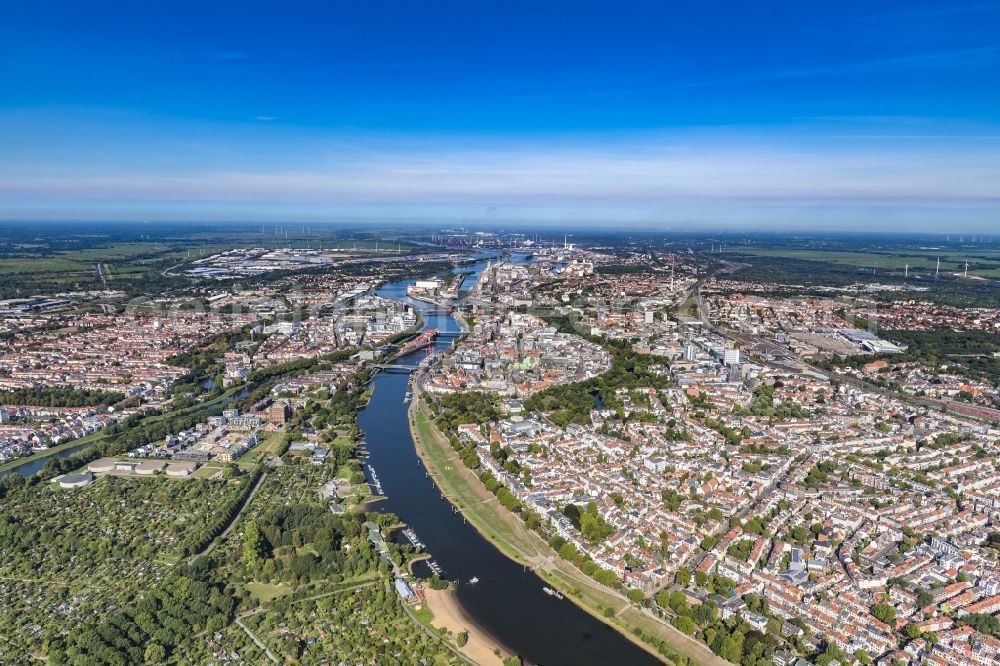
[1,1,998,230]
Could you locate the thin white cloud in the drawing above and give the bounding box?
[2,141,998,210]
[2,128,998,231]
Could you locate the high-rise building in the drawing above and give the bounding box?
[723,348,741,366]
[728,364,742,383]
[683,342,696,361]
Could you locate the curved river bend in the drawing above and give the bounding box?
[1,254,662,664]
[360,256,660,665]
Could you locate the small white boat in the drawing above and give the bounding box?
[469,576,479,585]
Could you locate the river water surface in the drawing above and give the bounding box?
[2,254,662,664]
[359,256,661,665]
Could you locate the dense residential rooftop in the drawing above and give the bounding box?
[423,248,1000,666]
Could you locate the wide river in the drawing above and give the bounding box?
[360,254,660,665]
[1,253,661,664]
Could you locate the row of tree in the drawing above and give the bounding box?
[524,345,672,427]
[178,465,263,557]
[0,387,124,407]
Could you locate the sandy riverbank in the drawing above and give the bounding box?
[422,586,507,666]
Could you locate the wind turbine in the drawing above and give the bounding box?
[904,264,908,279]
[936,257,940,278]
[964,261,970,278]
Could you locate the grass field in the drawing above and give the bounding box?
[246,581,292,603]
[0,257,88,273]
[0,238,420,275]
[722,247,1000,278]
[0,235,430,301]
[192,464,226,479]
[236,431,283,468]
[410,399,539,559]
[0,241,258,295]
[409,599,437,627]
[0,243,192,274]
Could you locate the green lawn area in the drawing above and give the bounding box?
[409,603,437,631]
[723,247,1000,277]
[542,562,725,665]
[0,241,244,299]
[0,244,170,276]
[246,581,293,603]
[236,432,282,467]
[546,567,623,611]
[351,483,374,499]
[410,399,538,559]
[192,464,226,479]
[1,241,418,279]
[0,257,89,273]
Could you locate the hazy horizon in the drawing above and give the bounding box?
[2,1,998,231]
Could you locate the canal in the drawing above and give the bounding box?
[1,387,250,479]
[359,256,661,665]
[1,441,95,478]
